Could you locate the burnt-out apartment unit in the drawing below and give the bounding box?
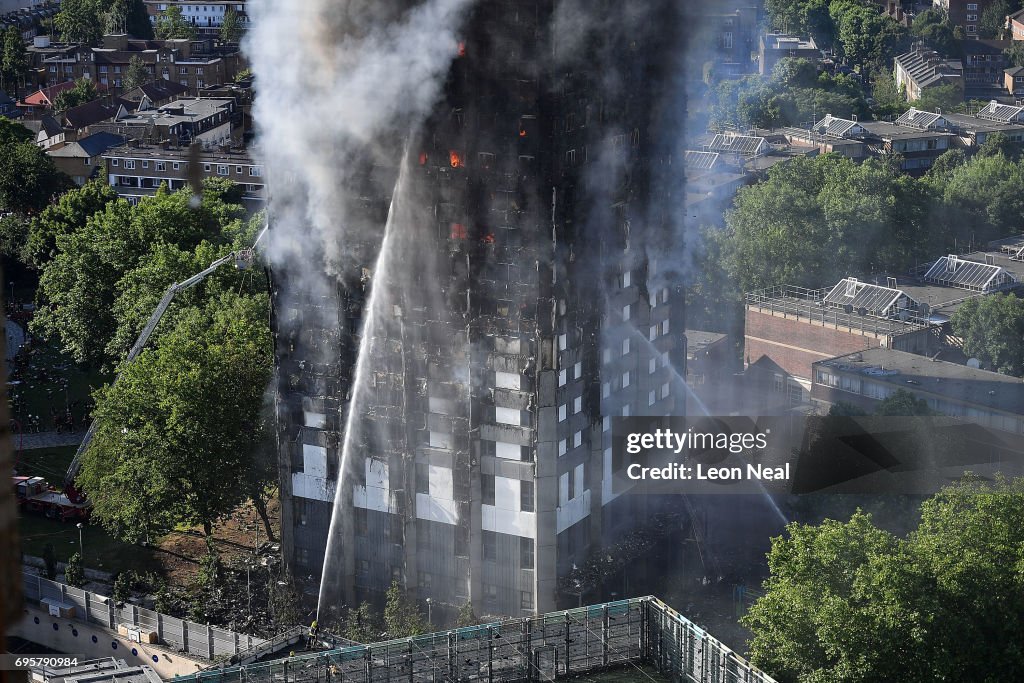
[272,1,689,620]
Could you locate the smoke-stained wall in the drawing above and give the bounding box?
[253,0,688,620]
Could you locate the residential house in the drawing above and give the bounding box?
[1009,8,1024,40]
[933,0,993,38]
[0,89,20,118]
[17,80,80,118]
[47,131,128,185]
[758,33,819,76]
[783,112,953,172]
[142,1,251,36]
[1005,66,1024,94]
[941,100,1024,146]
[28,34,245,97]
[812,347,1024,434]
[697,5,760,78]
[960,39,1011,97]
[90,97,234,145]
[102,140,264,209]
[860,110,956,172]
[894,46,963,102]
[116,79,190,111]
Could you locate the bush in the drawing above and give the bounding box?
[64,552,85,587]
[112,572,132,604]
[42,543,57,580]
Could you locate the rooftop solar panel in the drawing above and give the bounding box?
[924,255,1016,291]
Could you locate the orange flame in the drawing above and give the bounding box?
[449,150,462,168]
[519,128,527,137]
[457,41,466,57]
[418,152,428,165]
[450,223,468,239]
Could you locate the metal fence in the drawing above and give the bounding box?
[175,596,777,683]
[22,574,265,660]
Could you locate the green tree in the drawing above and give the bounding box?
[827,400,868,417]
[121,54,151,91]
[105,0,154,39]
[939,153,1024,243]
[950,293,1024,376]
[977,131,1021,161]
[54,0,105,45]
[112,572,132,603]
[53,78,100,112]
[42,543,57,579]
[745,477,1024,683]
[0,117,31,146]
[32,182,244,368]
[23,179,116,269]
[344,602,381,643]
[0,141,73,214]
[1007,41,1024,68]
[384,580,427,637]
[75,290,272,541]
[913,83,964,112]
[772,57,818,90]
[924,148,967,181]
[870,69,906,119]
[197,536,222,590]
[911,8,958,56]
[723,155,934,292]
[0,214,28,258]
[64,552,85,587]
[219,6,242,43]
[979,0,1020,39]
[874,388,935,416]
[1,27,28,97]
[155,5,197,40]
[456,601,479,627]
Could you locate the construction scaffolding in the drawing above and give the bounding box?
[177,597,776,683]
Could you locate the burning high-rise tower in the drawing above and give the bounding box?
[258,0,689,620]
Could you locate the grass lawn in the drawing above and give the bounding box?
[18,512,164,578]
[8,334,109,433]
[14,445,163,578]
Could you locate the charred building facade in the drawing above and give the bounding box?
[271,0,688,621]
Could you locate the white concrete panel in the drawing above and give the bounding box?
[602,447,634,505]
[496,372,521,390]
[482,503,536,538]
[416,493,458,525]
[495,407,521,426]
[495,441,521,460]
[559,472,569,505]
[428,396,453,414]
[429,431,453,449]
[557,489,591,533]
[302,444,327,478]
[354,458,394,513]
[292,472,335,503]
[303,411,326,428]
[428,464,454,500]
[494,475,519,511]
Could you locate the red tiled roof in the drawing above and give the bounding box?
[21,81,77,106]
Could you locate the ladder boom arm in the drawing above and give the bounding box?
[63,251,243,499]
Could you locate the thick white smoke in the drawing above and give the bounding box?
[245,0,474,274]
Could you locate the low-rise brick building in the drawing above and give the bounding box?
[102,140,264,210]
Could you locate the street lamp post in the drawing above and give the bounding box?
[76,522,84,559]
[426,598,432,626]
